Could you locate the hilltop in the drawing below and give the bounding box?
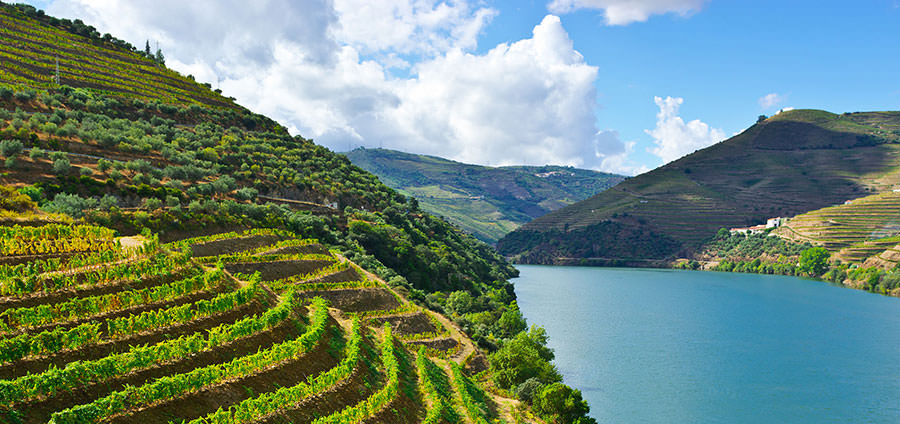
[0,3,595,423]
[344,147,624,243]
[498,109,900,264]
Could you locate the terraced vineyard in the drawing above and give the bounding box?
[0,3,235,109]
[775,191,900,267]
[0,224,508,424]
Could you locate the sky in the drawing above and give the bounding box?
[22,0,900,175]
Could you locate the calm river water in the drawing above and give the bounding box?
[513,265,900,423]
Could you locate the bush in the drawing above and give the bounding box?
[235,187,258,201]
[490,326,561,390]
[798,247,830,276]
[29,147,45,160]
[143,197,162,210]
[52,158,71,175]
[515,377,544,403]
[79,166,93,176]
[41,193,98,218]
[13,90,35,102]
[533,383,596,424]
[0,139,24,157]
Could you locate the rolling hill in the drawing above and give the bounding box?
[498,109,900,264]
[344,147,625,243]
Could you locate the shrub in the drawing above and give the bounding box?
[52,158,71,175]
[533,383,595,424]
[798,247,830,276]
[41,193,98,218]
[0,139,24,157]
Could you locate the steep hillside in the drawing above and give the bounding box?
[498,109,900,264]
[0,3,237,109]
[774,191,900,267]
[344,147,624,243]
[0,5,596,423]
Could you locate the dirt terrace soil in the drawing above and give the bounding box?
[189,234,288,257]
[307,267,361,285]
[370,312,438,337]
[408,338,460,352]
[0,251,81,266]
[262,243,331,256]
[14,313,298,424]
[225,259,335,281]
[298,288,401,313]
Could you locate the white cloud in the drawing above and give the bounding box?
[645,96,724,164]
[778,106,795,113]
[547,0,708,25]
[759,92,785,109]
[332,0,497,58]
[383,15,620,170]
[35,2,625,172]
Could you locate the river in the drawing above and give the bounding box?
[513,265,900,423]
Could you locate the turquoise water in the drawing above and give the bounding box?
[513,266,900,423]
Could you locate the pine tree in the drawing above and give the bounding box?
[144,40,151,57]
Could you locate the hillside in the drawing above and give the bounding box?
[344,147,624,243]
[0,226,510,423]
[498,109,900,264]
[0,3,595,423]
[774,191,900,268]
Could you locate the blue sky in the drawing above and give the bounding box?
[26,0,900,175]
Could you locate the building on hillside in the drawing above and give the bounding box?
[766,217,783,228]
[729,224,768,235]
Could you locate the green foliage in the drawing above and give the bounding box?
[0,139,23,157]
[532,383,596,424]
[490,325,561,390]
[798,247,830,276]
[51,157,71,175]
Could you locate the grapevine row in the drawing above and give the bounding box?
[450,362,491,424]
[183,315,363,424]
[0,268,225,334]
[0,282,258,363]
[0,251,193,297]
[0,290,301,406]
[311,323,401,424]
[417,346,461,424]
[50,296,330,424]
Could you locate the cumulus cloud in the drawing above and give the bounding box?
[759,92,785,109]
[547,0,708,25]
[384,15,619,169]
[36,1,624,172]
[645,96,724,164]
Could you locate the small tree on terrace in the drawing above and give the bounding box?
[798,247,830,276]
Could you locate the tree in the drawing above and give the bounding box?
[490,325,561,390]
[757,115,768,123]
[445,291,474,315]
[154,48,165,65]
[51,158,71,175]
[533,383,596,424]
[0,140,23,157]
[798,247,830,276]
[144,40,151,57]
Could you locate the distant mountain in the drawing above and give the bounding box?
[497,109,900,264]
[343,148,625,243]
